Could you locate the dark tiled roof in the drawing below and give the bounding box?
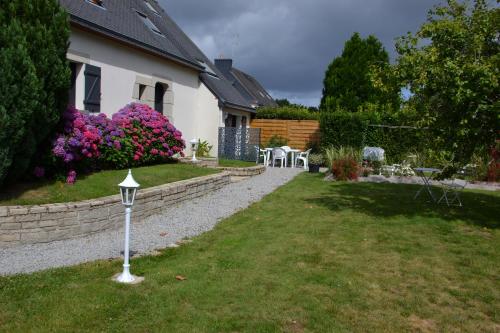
[60,0,202,70]
[214,59,277,108]
[231,68,278,107]
[60,0,255,112]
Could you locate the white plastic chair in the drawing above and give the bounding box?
[295,149,311,170]
[280,146,291,167]
[256,147,268,166]
[272,148,286,168]
[438,179,467,207]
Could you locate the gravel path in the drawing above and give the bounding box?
[0,168,302,276]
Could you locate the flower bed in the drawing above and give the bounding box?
[40,103,185,183]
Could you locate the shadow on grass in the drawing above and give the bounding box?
[0,179,56,203]
[306,181,500,229]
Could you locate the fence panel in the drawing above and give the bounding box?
[250,119,320,150]
[218,127,261,161]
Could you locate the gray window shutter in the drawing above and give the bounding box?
[84,64,101,113]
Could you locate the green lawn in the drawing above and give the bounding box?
[218,158,257,168]
[0,174,499,332]
[0,163,218,206]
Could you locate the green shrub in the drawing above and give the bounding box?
[324,146,362,170]
[256,106,319,120]
[196,140,213,158]
[0,0,70,185]
[265,135,288,148]
[320,111,376,148]
[320,107,429,164]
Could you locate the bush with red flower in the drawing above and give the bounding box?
[41,103,185,184]
[332,158,360,181]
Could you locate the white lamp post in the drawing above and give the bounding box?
[190,138,199,162]
[114,169,142,284]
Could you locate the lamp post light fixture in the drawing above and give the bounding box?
[114,169,143,284]
[190,138,199,162]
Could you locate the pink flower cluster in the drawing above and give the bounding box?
[50,104,185,184]
[112,103,185,162]
[52,107,106,165]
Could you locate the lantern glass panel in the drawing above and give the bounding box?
[120,187,127,205]
[130,188,137,205]
[120,187,137,206]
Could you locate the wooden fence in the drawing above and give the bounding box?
[250,119,320,150]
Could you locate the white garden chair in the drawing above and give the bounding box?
[295,149,312,170]
[256,147,268,166]
[272,148,286,168]
[437,178,467,207]
[280,146,291,167]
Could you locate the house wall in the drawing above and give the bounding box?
[196,83,221,156]
[67,28,220,153]
[221,107,253,128]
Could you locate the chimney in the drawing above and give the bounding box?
[214,59,233,73]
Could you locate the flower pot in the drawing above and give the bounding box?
[309,164,320,173]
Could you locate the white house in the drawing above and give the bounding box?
[60,0,264,155]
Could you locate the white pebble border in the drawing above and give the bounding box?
[0,168,302,276]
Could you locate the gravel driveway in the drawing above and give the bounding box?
[0,168,302,276]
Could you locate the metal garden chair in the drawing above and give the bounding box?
[437,179,467,207]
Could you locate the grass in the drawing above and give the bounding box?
[0,163,218,206]
[0,174,499,332]
[218,158,257,168]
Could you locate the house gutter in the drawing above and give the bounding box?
[69,15,204,72]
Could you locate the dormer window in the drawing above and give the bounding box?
[144,1,159,15]
[197,60,218,77]
[136,11,163,36]
[86,0,105,9]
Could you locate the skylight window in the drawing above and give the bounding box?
[144,1,159,15]
[136,11,163,36]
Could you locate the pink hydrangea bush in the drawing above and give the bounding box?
[110,103,185,167]
[51,107,106,183]
[48,104,185,184]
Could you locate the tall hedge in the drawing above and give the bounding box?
[0,0,70,186]
[255,106,319,120]
[320,108,428,163]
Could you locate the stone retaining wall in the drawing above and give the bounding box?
[0,172,230,248]
[179,157,218,168]
[216,165,266,177]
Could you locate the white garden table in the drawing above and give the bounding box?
[287,149,300,168]
[264,148,273,166]
[413,167,441,202]
[264,148,301,168]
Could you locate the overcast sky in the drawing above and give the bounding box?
[159,0,442,107]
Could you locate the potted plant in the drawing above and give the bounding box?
[308,153,324,173]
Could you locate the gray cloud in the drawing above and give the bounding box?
[159,0,442,106]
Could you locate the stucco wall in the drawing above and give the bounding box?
[221,107,253,128]
[67,28,221,154]
[196,83,221,155]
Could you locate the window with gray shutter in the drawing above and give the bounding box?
[84,64,101,113]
